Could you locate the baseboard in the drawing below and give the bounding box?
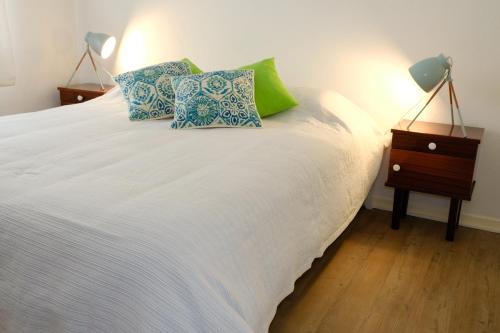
[370,195,500,234]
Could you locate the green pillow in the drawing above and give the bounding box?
[181,58,203,74]
[180,57,298,118]
[239,58,298,118]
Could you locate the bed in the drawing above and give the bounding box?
[0,87,384,332]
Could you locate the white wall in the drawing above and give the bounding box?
[0,0,77,116]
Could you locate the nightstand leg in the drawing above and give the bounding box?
[455,200,462,229]
[447,198,460,241]
[391,189,404,230]
[401,190,410,218]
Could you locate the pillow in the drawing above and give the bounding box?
[181,58,203,74]
[178,58,298,118]
[114,61,191,120]
[239,58,298,118]
[170,70,262,129]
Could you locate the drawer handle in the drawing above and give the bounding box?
[393,164,401,172]
[77,95,84,102]
[428,142,437,151]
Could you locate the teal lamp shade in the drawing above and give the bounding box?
[409,54,451,92]
[84,32,116,59]
[406,53,467,137]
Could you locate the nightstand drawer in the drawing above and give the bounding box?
[392,132,478,159]
[58,84,113,106]
[387,149,475,199]
[60,90,101,105]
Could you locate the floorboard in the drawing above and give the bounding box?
[269,209,500,333]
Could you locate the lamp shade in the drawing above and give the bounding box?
[409,54,451,93]
[84,32,116,59]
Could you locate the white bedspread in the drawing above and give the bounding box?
[0,87,383,332]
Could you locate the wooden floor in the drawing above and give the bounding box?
[270,209,500,333]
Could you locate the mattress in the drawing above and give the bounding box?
[0,87,384,332]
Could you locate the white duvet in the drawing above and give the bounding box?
[0,87,383,332]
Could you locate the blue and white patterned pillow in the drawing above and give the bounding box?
[114,61,191,121]
[170,70,262,129]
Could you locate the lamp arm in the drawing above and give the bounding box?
[395,95,424,131]
[448,75,454,127]
[87,49,105,90]
[406,76,448,130]
[66,45,90,87]
[449,81,468,137]
[94,57,115,80]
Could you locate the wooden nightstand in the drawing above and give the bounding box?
[57,83,114,106]
[385,120,484,241]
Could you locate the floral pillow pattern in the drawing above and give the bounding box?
[170,70,262,129]
[114,61,191,121]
